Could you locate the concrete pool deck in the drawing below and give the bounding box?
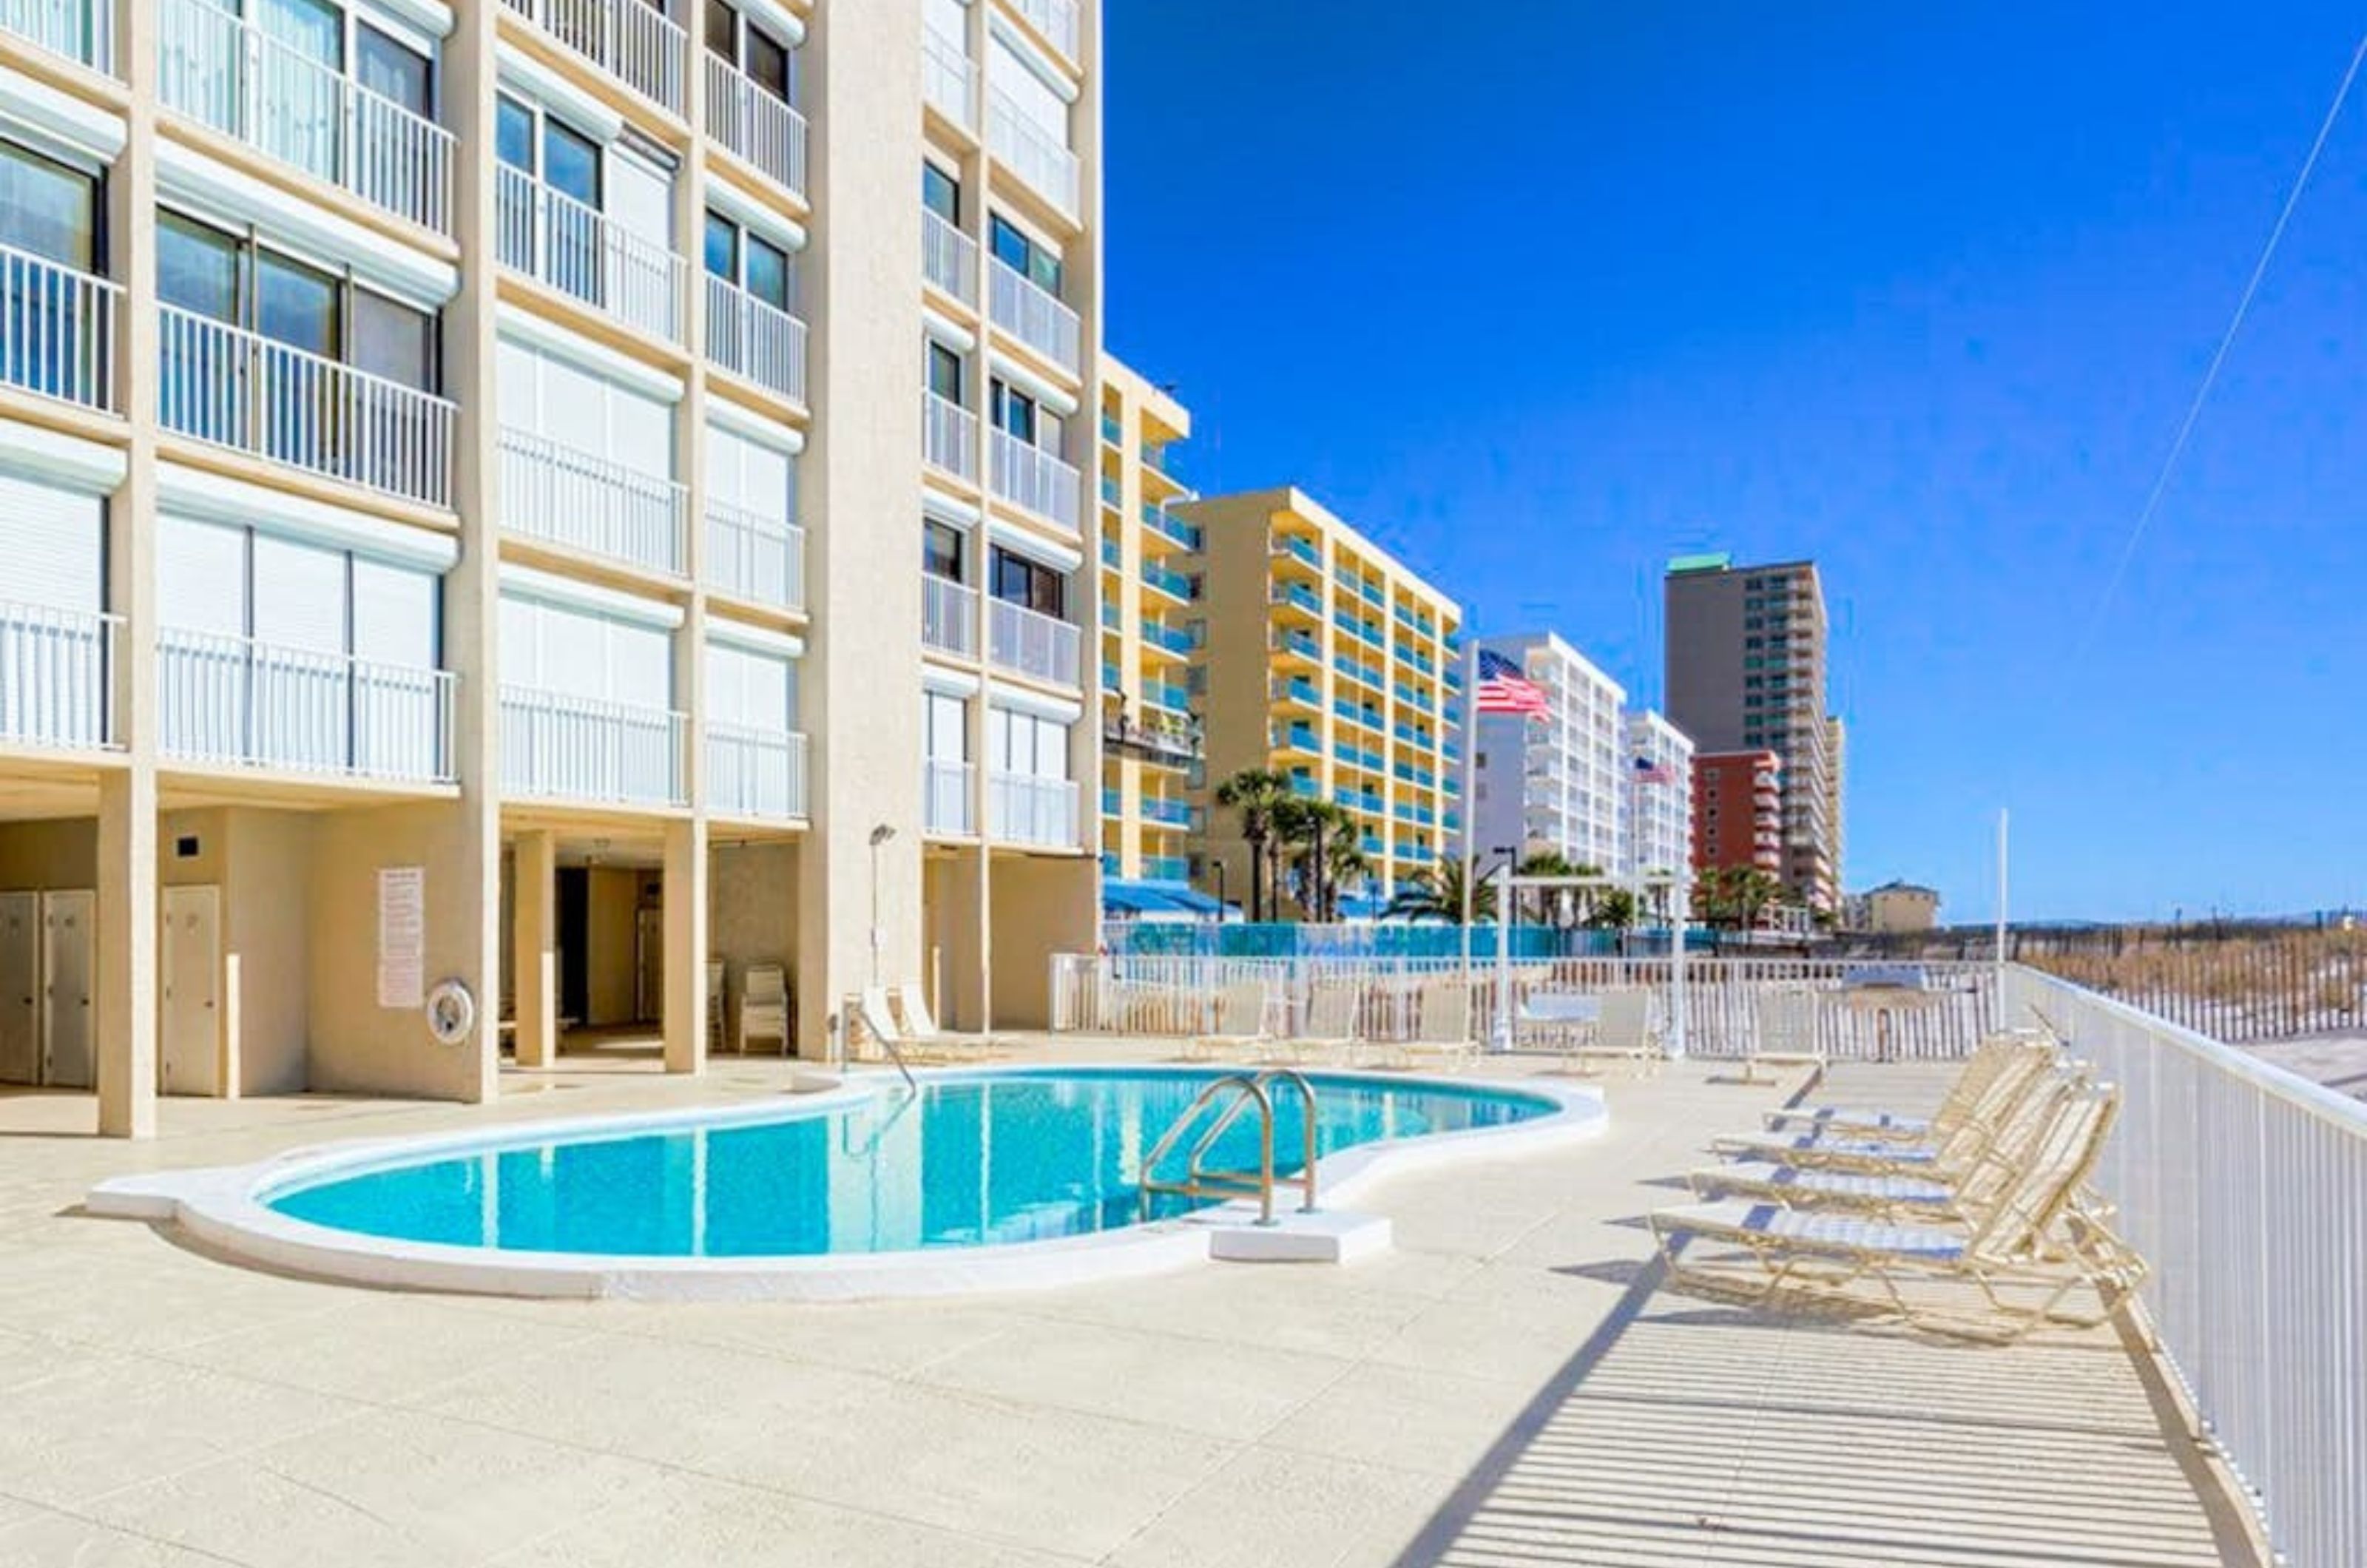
[0,1045,2260,1567]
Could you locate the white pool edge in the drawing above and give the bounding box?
[87,1066,1609,1302]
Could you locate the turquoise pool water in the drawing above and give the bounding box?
[264,1069,1555,1257]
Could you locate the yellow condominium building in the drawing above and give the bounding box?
[1179,487,1463,914]
[0,0,1102,1137]
[1094,355,1199,888]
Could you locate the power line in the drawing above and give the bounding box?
[2072,28,2367,659]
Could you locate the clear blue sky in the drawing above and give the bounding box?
[1103,4,2367,925]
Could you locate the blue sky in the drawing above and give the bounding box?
[1103,4,2367,925]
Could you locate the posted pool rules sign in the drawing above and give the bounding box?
[377,867,425,1010]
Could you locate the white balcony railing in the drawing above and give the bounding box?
[1,241,119,412]
[499,427,686,575]
[1008,0,1079,59]
[158,626,453,783]
[704,53,805,198]
[987,257,1081,374]
[924,757,973,836]
[990,771,1078,848]
[499,684,686,806]
[0,0,110,72]
[989,427,1079,529]
[706,722,807,820]
[922,25,975,128]
[922,573,976,657]
[923,391,977,479]
[987,90,1080,218]
[0,601,118,750]
[704,501,804,612]
[703,274,806,403]
[498,0,683,112]
[157,304,455,507]
[496,165,684,342]
[922,207,976,303]
[157,0,453,234]
[987,596,1080,688]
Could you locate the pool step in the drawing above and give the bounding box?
[1187,1203,1393,1265]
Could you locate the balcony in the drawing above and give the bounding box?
[704,276,806,403]
[158,305,455,508]
[1102,710,1198,765]
[922,572,976,657]
[2,0,108,70]
[706,723,807,820]
[496,166,684,342]
[1272,582,1323,620]
[922,208,977,303]
[1007,0,1079,59]
[1141,561,1193,603]
[498,0,683,114]
[1142,854,1189,881]
[499,685,685,806]
[1142,796,1192,828]
[1271,626,1320,663]
[1140,618,1193,658]
[704,55,805,198]
[987,258,1081,374]
[987,90,1081,219]
[158,627,453,783]
[0,602,118,751]
[989,428,1079,529]
[987,596,1080,688]
[1144,507,1201,552]
[1142,678,1190,713]
[1274,723,1317,756]
[0,242,118,413]
[704,501,804,612]
[922,25,976,129]
[990,771,1078,848]
[923,391,978,479]
[501,427,685,575]
[157,0,453,234]
[1271,675,1318,710]
[1272,534,1322,572]
[924,757,973,835]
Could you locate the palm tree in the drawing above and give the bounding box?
[1385,858,1497,924]
[1323,839,1372,919]
[1589,887,1639,930]
[1213,767,1291,922]
[1516,849,1576,927]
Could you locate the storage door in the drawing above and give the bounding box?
[160,885,221,1096]
[39,889,94,1089]
[250,534,350,771]
[156,516,250,762]
[0,892,36,1085]
[0,479,106,747]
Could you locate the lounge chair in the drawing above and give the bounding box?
[1561,989,1661,1077]
[891,985,1013,1061]
[853,987,982,1066]
[1760,1031,2044,1140]
[1652,1082,2142,1342]
[739,963,790,1056]
[1362,982,1479,1072]
[1709,1034,2057,1172]
[1263,981,1360,1066]
[1184,980,1272,1063]
[707,961,726,1055]
[1740,988,1827,1085]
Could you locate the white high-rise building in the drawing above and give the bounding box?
[1623,709,1695,882]
[1465,633,1624,873]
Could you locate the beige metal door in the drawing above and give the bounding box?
[39,890,95,1089]
[0,893,36,1084]
[161,885,221,1096]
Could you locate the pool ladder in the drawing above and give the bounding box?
[1138,1069,1320,1228]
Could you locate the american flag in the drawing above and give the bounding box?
[1474,649,1550,718]
[1633,754,1676,786]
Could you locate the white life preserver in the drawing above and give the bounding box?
[425,979,476,1045]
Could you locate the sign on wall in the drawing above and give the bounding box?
[377,866,425,1010]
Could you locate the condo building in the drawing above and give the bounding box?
[1622,708,1694,882]
[0,0,1102,1136]
[1181,487,1462,909]
[1691,748,1785,879]
[1093,354,1199,888]
[1664,554,1842,911]
[1465,632,1624,875]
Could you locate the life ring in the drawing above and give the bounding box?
[426,979,476,1046]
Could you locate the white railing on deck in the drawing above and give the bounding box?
[499,684,685,805]
[922,25,975,127]
[1008,0,1078,59]
[158,626,453,782]
[987,89,1080,217]
[156,0,453,233]
[922,207,976,302]
[922,573,976,657]
[987,257,1081,374]
[499,0,683,112]
[704,501,803,611]
[704,274,806,402]
[923,390,977,479]
[2002,965,2366,1568]
[496,165,684,342]
[0,602,117,750]
[1,242,118,411]
[703,54,805,197]
[1,0,110,72]
[987,595,1079,687]
[989,427,1078,529]
[925,757,973,836]
[157,305,454,507]
[500,426,685,575]
[706,722,806,820]
[990,772,1077,848]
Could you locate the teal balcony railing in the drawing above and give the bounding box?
[1142,561,1195,601]
[1143,507,1201,551]
[1273,535,1321,571]
[1142,854,1189,881]
[1143,618,1194,656]
[1100,473,1121,508]
[1272,581,1323,617]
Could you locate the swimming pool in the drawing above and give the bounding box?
[90,1067,1605,1300]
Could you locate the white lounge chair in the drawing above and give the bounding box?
[1363,982,1478,1072]
[1185,981,1271,1062]
[1266,981,1360,1065]
[1563,989,1661,1077]
[891,984,1012,1060]
[1740,988,1826,1085]
[739,963,789,1055]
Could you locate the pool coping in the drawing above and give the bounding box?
[85,1065,1610,1302]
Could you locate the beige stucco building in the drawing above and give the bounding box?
[0,0,1101,1135]
[1178,487,1462,913]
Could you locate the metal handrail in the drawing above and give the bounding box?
[1137,1069,1320,1227]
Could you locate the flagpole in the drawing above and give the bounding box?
[1457,637,1478,998]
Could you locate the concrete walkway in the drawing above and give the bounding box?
[0,1052,2253,1567]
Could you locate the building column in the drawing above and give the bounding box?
[511,831,557,1067]
[661,817,709,1073]
[95,773,157,1138]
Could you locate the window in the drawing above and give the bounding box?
[990,379,1036,442]
[705,212,789,308]
[706,1,792,98]
[990,547,1064,617]
[543,116,601,205]
[0,138,99,270]
[357,23,432,118]
[924,518,964,581]
[925,691,968,760]
[349,288,436,391]
[922,161,959,223]
[925,339,963,402]
[988,214,1061,296]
